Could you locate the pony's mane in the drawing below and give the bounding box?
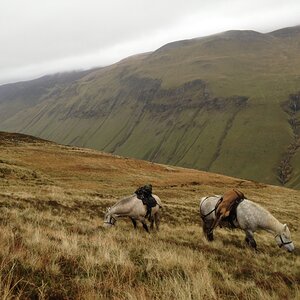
[112,194,135,208]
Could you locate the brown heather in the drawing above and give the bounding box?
[0,132,299,299]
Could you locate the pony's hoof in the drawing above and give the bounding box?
[206,233,214,241]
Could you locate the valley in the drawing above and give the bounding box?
[1,26,300,188]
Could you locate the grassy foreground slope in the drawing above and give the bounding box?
[0,132,299,299]
[1,27,300,188]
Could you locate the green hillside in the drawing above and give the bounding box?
[1,26,300,188]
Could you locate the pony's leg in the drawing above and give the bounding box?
[245,230,257,250]
[207,230,214,241]
[141,221,150,233]
[150,216,155,230]
[209,215,223,234]
[130,218,137,229]
[154,212,160,231]
[202,219,214,241]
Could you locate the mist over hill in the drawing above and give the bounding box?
[1,26,300,188]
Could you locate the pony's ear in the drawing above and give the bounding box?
[283,224,287,231]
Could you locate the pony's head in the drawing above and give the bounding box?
[103,207,117,228]
[275,224,294,252]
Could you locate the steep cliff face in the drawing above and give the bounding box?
[1,26,300,188]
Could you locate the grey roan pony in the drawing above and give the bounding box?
[200,195,294,252]
[104,194,162,232]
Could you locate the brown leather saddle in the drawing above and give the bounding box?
[209,189,245,232]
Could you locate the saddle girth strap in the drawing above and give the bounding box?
[226,198,244,228]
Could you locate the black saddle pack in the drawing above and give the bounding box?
[135,186,157,217]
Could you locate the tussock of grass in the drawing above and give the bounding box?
[1,215,299,299]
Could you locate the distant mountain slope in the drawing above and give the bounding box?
[0,70,93,121]
[1,26,300,189]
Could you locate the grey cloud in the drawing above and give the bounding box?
[0,0,299,85]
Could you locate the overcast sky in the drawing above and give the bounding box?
[0,0,299,85]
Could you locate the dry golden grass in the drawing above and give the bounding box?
[0,132,299,299]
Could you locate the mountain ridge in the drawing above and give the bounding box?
[1,25,300,188]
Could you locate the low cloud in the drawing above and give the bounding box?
[0,0,299,85]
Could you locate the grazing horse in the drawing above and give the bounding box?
[103,194,162,232]
[200,195,294,252]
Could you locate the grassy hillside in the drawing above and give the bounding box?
[0,132,299,299]
[0,26,300,188]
